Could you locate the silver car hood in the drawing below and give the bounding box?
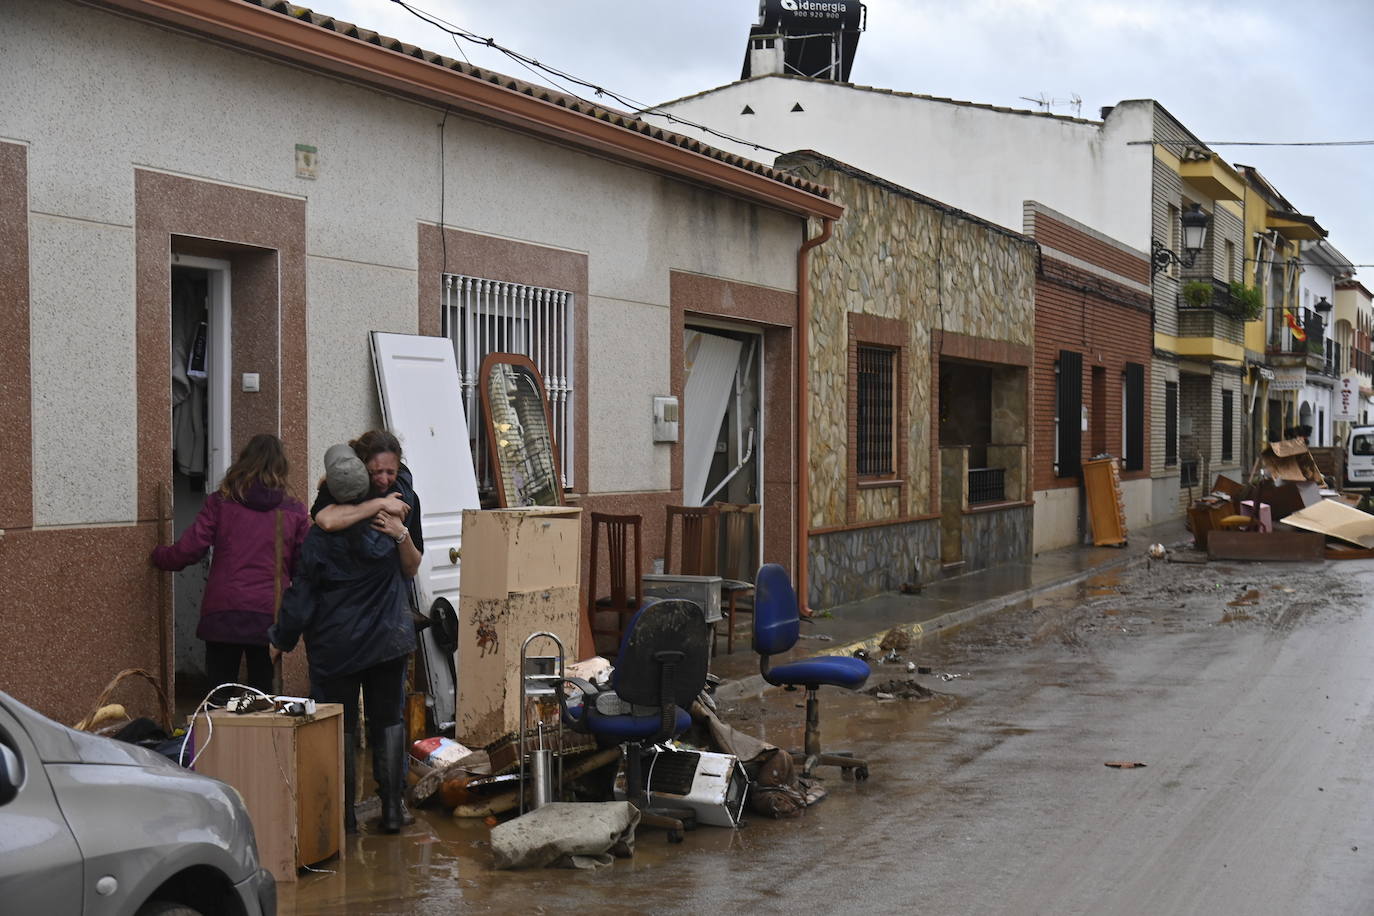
[2,693,174,768]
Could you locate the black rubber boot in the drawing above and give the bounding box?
[342,732,358,835]
[377,723,406,834]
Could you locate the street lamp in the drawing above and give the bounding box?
[1151,203,1211,275]
[1314,296,1333,313]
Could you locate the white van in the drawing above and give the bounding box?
[1346,426,1374,487]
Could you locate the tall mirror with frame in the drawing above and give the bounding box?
[479,353,565,508]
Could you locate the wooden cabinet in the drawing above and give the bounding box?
[192,703,343,882]
[1082,457,1127,547]
[458,507,582,747]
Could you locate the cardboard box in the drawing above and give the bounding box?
[1280,498,1374,549]
[1260,438,1325,485]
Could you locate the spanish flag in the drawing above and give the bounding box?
[1285,309,1307,342]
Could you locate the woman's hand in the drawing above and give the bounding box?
[372,509,408,541]
[377,492,410,519]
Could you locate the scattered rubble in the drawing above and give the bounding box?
[863,678,937,700]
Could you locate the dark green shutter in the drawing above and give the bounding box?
[1058,350,1082,478]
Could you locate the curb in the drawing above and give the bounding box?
[713,539,1187,703]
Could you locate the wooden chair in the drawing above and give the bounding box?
[588,513,643,658]
[716,503,761,655]
[663,505,719,577]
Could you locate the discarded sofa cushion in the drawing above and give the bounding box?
[490,801,640,870]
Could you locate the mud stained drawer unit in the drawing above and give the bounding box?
[192,703,344,882]
[458,507,583,747]
[1081,456,1128,546]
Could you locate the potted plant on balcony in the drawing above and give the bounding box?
[1182,281,1213,308]
[1227,282,1264,320]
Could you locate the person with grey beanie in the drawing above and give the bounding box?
[271,441,416,834]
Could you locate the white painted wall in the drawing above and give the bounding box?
[1033,477,1153,553]
[5,0,799,524]
[652,78,1158,249]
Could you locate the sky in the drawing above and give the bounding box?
[321,0,1374,273]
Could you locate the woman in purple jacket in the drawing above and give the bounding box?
[151,434,310,693]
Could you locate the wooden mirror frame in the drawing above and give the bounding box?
[478,352,565,508]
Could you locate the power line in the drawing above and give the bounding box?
[388,0,790,158]
[1128,139,1374,147]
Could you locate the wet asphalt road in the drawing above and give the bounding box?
[282,559,1374,915]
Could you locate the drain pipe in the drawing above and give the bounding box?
[796,217,834,615]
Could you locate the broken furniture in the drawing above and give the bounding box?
[1081,456,1127,546]
[457,506,582,747]
[480,353,564,508]
[557,598,711,843]
[664,504,719,576]
[191,703,343,882]
[1259,437,1327,487]
[663,502,753,653]
[1206,529,1326,562]
[640,573,722,646]
[587,512,643,658]
[1239,499,1273,534]
[715,502,761,654]
[1187,496,1241,550]
[753,563,871,780]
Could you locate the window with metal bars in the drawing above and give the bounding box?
[442,274,575,496]
[856,345,896,477]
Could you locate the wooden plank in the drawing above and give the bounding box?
[1206,530,1326,561]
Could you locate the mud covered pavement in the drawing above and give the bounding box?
[282,557,1374,914]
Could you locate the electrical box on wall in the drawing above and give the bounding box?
[653,396,680,443]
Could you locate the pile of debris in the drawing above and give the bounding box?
[1182,438,1374,562]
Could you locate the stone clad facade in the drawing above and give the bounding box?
[778,153,1037,607]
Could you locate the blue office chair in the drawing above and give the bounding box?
[754,563,871,780]
[558,597,711,841]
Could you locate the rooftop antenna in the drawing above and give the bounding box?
[1019,92,1083,117]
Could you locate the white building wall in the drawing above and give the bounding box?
[653,78,1158,249]
[5,0,798,524]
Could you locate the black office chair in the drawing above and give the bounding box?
[754,563,871,780]
[558,597,710,841]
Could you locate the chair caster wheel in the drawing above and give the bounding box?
[854,765,869,782]
[668,828,685,844]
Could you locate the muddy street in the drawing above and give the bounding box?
[282,558,1374,915]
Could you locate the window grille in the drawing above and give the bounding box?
[443,274,575,493]
[968,467,1006,504]
[856,345,896,476]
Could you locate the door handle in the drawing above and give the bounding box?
[449,547,461,564]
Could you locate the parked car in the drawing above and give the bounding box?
[1346,426,1374,488]
[0,690,275,916]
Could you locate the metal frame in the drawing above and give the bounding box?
[517,631,566,815]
